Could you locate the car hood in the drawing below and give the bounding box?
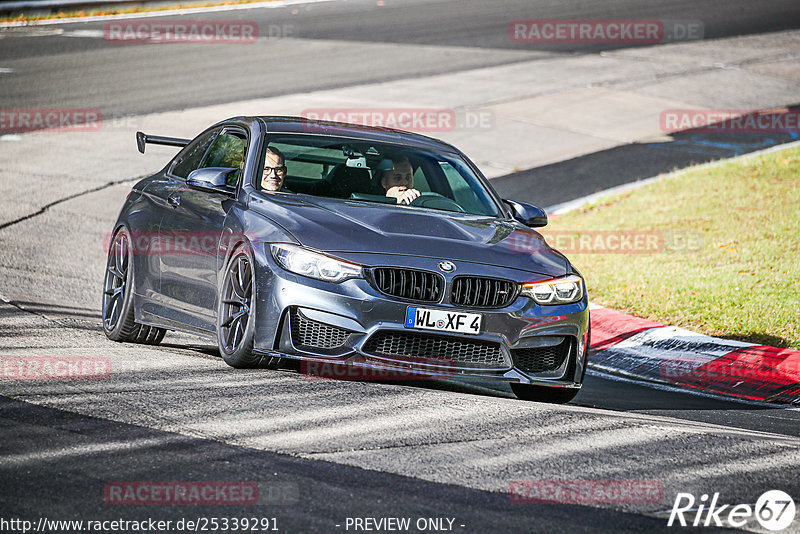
[249,194,568,277]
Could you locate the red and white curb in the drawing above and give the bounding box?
[588,304,800,405]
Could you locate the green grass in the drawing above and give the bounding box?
[542,145,800,349]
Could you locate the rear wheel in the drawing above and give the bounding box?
[102,227,166,344]
[216,246,278,369]
[511,383,580,404]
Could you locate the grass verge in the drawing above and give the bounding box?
[1,0,279,24]
[541,144,800,349]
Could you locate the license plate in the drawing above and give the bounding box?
[404,306,481,335]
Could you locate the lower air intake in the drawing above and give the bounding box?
[291,309,351,350]
[363,331,505,367]
[511,339,571,374]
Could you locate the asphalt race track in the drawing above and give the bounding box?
[2,0,800,117]
[1,1,800,532]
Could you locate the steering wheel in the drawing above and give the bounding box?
[408,192,466,212]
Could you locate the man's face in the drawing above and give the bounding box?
[381,160,413,190]
[261,151,286,191]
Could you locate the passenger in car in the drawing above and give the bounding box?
[377,157,421,204]
[261,146,289,192]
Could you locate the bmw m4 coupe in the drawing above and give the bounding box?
[102,116,589,403]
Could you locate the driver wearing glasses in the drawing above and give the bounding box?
[261,146,289,192]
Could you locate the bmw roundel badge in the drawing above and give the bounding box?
[438,261,456,273]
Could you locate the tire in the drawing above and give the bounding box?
[216,245,278,369]
[102,227,166,344]
[511,383,580,404]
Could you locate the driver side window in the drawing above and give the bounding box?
[171,130,217,179]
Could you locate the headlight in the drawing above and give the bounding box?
[270,244,362,283]
[520,275,583,305]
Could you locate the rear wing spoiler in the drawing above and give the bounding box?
[136,131,190,154]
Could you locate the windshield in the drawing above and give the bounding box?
[258,135,501,217]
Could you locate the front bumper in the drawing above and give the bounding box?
[250,246,589,388]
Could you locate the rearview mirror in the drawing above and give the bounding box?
[503,199,548,227]
[345,156,393,170]
[186,167,237,195]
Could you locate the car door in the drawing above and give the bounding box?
[127,176,175,307]
[158,127,248,333]
[129,129,217,321]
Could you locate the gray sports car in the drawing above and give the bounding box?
[102,116,589,403]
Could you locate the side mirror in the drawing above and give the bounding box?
[186,167,237,195]
[503,199,548,227]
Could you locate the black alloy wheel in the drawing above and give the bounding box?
[102,227,166,344]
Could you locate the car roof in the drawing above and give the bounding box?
[213,116,462,153]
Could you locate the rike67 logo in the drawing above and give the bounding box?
[668,490,795,531]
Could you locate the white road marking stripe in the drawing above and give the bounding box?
[0,67,14,73]
[62,29,105,38]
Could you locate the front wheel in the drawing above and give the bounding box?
[216,246,278,369]
[511,383,580,404]
[102,227,166,344]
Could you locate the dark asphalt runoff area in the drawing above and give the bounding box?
[2,1,800,532]
[1,0,799,117]
[491,118,800,209]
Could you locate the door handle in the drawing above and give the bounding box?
[168,196,180,208]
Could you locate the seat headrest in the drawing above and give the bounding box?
[329,165,372,198]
